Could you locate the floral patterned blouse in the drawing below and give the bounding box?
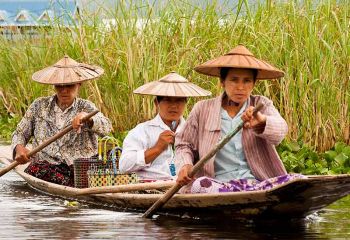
[11,95,112,166]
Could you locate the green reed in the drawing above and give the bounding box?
[0,0,348,151]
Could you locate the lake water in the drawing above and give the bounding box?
[0,163,350,240]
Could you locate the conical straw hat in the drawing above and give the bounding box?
[133,72,211,97]
[32,55,104,85]
[194,45,284,80]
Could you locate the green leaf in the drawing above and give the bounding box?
[324,150,337,162]
[315,163,323,169]
[309,151,319,162]
[335,142,347,153]
[296,147,308,160]
[334,153,349,165]
[288,141,301,152]
[304,160,311,168]
[342,146,350,157]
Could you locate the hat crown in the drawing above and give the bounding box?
[54,55,79,68]
[159,71,189,83]
[133,71,211,97]
[32,55,104,85]
[226,45,254,56]
[194,44,284,79]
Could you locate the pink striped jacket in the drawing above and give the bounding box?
[175,94,288,182]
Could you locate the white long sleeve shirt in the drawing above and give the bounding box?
[119,114,185,180]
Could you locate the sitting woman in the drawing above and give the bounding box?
[12,56,112,187]
[119,72,210,181]
[176,45,304,193]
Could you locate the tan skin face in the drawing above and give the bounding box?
[54,84,81,109]
[221,68,255,108]
[155,97,187,127]
[143,96,187,164]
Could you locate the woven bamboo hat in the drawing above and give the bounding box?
[194,45,284,80]
[32,55,104,85]
[133,71,211,97]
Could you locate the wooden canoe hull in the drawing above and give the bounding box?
[2,158,350,219]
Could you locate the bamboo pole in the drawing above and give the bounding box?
[73,181,175,196]
[142,103,264,218]
[0,110,99,177]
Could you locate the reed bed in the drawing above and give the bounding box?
[0,0,348,151]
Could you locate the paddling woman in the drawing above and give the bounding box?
[176,45,304,193]
[119,72,210,181]
[11,56,112,187]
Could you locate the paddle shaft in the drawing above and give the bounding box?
[142,103,264,218]
[0,110,99,177]
[74,181,175,196]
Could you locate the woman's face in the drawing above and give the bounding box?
[54,84,81,107]
[156,97,187,125]
[221,68,255,104]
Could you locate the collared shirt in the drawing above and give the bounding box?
[11,95,112,166]
[119,114,185,180]
[214,100,255,182]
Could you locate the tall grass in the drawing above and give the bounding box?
[0,0,349,151]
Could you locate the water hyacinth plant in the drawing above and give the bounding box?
[277,140,350,174]
[0,0,349,153]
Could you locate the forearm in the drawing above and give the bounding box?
[175,146,195,168]
[144,145,164,164]
[11,131,30,160]
[252,98,288,145]
[12,144,24,161]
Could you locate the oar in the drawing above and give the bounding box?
[73,181,175,196]
[142,103,264,218]
[0,110,99,177]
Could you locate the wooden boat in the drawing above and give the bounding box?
[1,157,350,219]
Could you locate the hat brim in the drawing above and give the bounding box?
[194,55,284,79]
[32,64,104,85]
[133,81,211,97]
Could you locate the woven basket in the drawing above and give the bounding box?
[73,136,120,188]
[86,146,139,187]
[73,157,113,188]
[87,171,138,187]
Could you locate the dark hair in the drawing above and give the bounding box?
[219,68,258,82]
[156,96,164,102]
[155,96,188,103]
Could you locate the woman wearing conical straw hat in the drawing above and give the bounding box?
[119,72,211,181]
[175,45,304,193]
[11,56,112,186]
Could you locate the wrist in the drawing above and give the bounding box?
[15,144,23,153]
[183,164,193,170]
[155,141,168,152]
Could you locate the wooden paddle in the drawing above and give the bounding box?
[0,110,99,177]
[142,103,264,218]
[73,181,175,196]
